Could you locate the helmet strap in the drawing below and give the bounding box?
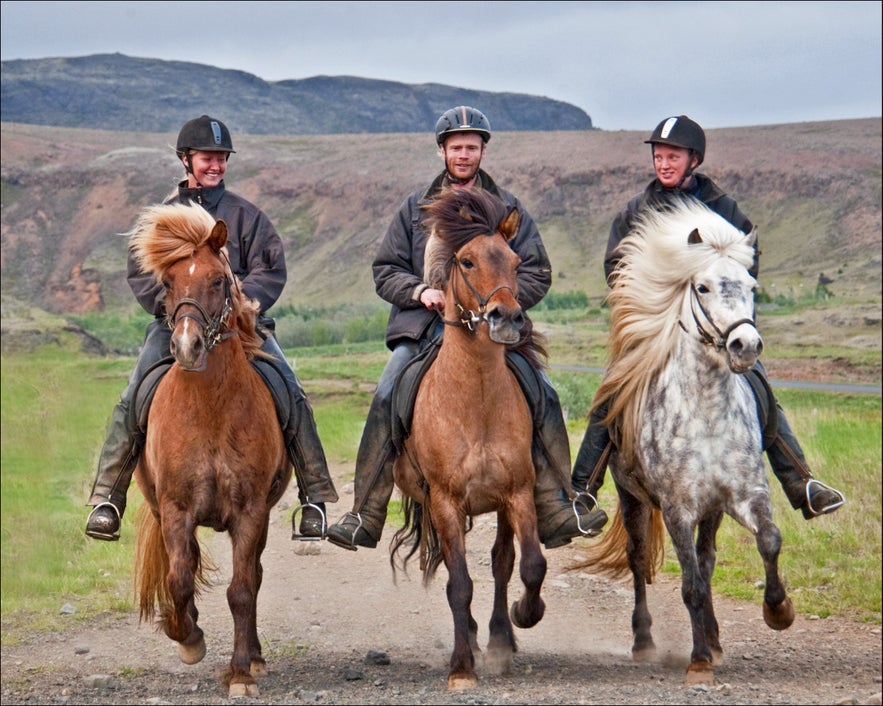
[181,153,206,191]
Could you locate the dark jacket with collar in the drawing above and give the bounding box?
[127,180,287,319]
[604,173,757,284]
[373,169,553,350]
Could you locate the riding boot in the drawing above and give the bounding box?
[85,319,169,541]
[533,381,608,549]
[325,391,395,550]
[570,399,612,509]
[85,401,142,541]
[748,362,845,519]
[767,409,845,519]
[326,340,424,551]
[258,334,339,539]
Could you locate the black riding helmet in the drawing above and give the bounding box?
[176,115,236,156]
[645,115,705,166]
[435,106,492,145]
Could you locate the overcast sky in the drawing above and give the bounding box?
[1,1,880,131]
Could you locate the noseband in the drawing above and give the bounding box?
[682,282,757,350]
[441,254,516,332]
[168,274,236,351]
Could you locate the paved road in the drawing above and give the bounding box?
[550,365,882,395]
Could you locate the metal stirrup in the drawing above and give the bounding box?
[572,493,602,537]
[290,500,326,541]
[804,479,845,516]
[87,501,121,524]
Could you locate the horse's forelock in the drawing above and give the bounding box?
[128,202,217,277]
[423,189,511,289]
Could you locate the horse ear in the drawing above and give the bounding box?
[498,206,521,242]
[209,219,228,253]
[745,226,758,249]
[688,228,703,245]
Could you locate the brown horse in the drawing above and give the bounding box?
[391,188,548,690]
[129,202,290,698]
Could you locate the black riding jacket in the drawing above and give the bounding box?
[127,180,287,320]
[605,173,757,285]
[373,169,553,350]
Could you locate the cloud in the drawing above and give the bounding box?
[1,0,880,130]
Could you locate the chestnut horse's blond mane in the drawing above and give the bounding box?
[127,201,264,358]
[592,198,756,465]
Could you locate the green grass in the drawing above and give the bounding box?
[1,343,880,646]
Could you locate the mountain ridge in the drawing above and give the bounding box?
[0,53,594,135]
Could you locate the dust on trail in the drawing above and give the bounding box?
[2,476,881,705]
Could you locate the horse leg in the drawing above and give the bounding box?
[159,516,206,665]
[618,488,656,661]
[435,504,477,691]
[225,519,265,698]
[247,521,270,678]
[508,494,547,631]
[662,510,715,685]
[486,512,517,676]
[696,513,724,663]
[750,500,795,631]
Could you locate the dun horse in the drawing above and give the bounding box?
[574,198,794,685]
[391,188,548,690]
[130,202,290,698]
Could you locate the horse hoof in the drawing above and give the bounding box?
[177,636,206,665]
[631,645,657,662]
[250,658,268,677]
[685,660,715,685]
[447,674,477,691]
[229,680,260,698]
[763,596,795,630]
[510,597,545,629]
[483,647,513,676]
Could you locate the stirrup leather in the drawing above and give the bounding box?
[573,493,602,537]
[290,500,327,541]
[805,479,845,516]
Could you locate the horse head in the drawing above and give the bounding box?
[686,226,763,373]
[129,202,249,372]
[423,189,524,344]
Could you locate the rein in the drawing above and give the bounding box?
[680,282,756,349]
[441,254,516,332]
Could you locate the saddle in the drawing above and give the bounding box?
[390,342,545,456]
[130,356,294,436]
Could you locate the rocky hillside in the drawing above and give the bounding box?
[0,54,593,135]
[1,118,880,346]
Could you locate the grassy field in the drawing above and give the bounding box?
[1,337,880,644]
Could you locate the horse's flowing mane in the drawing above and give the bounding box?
[422,188,546,366]
[127,201,264,358]
[422,187,511,290]
[594,197,756,463]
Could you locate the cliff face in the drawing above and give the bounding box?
[1,119,880,320]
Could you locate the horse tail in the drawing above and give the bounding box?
[567,503,666,583]
[133,501,169,623]
[133,502,215,623]
[389,497,443,586]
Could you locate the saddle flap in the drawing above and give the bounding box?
[391,343,439,455]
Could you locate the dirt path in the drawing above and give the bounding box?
[2,469,881,705]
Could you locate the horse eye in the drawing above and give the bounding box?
[161,279,171,290]
[212,276,225,289]
[696,284,710,294]
[461,258,474,269]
